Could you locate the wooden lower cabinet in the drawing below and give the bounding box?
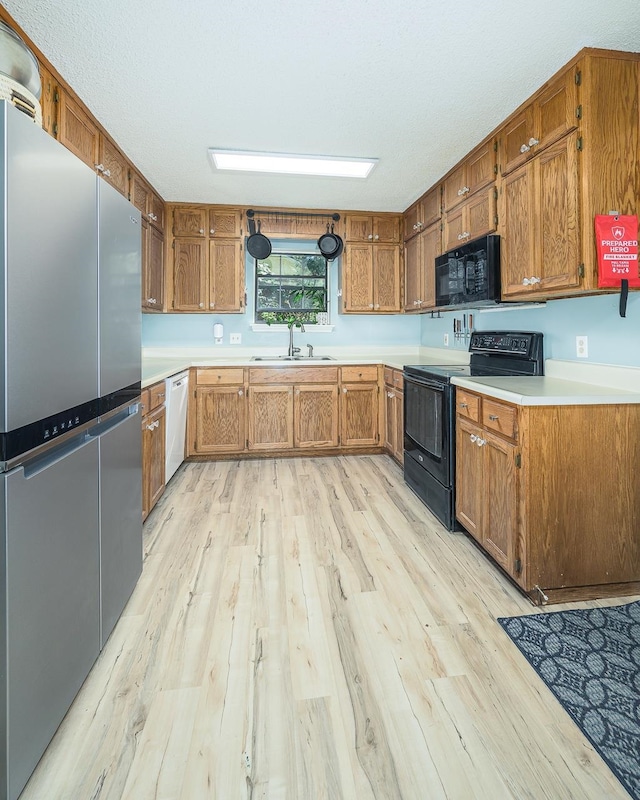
[141,385,166,521]
[294,384,339,448]
[194,385,245,453]
[248,385,294,451]
[383,368,404,463]
[455,388,640,603]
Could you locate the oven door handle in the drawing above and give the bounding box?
[403,375,446,392]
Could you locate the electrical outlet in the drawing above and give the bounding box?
[443,333,449,346]
[576,335,588,358]
[230,333,241,344]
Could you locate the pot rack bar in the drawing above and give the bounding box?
[246,209,340,221]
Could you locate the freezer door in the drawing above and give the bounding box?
[0,434,100,800]
[0,102,98,432]
[94,404,142,646]
[98,179,141,403]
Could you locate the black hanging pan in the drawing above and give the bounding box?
[317,224,344,261]
[246,219,272,260]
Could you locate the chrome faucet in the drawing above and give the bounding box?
[288,323,305,357]
[307,343,314,357]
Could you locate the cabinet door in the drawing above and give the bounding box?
[419,223,440,310]
[247,386,294,450]
[443,204,465,251]
[209,239,243,312]
[536,69,578,154]
[343,244,373,311]
[294,384,339,448]
[384,386,395,451]
[130,171,151,217]
[142,405,165,520]
[373,216,400,243]
[149,193,165,232]
[340,383,379,447]
[501,107,535,176]
[209,208,242,238]
[466,186,497,241]
[98,134,129,196]
[500,162,537,297]
[373,246,401,311]
[482,432,519,577]
[39,65,58,135]
[345,215,373,242]
[173,239,208,311]
[443,163,467,212]
[394,390,404,463]
[404,201,422,241]
[455,416,483,541]
[173,207,207,237]
[404,236,422,310]
[57,91,99,169]
[535,133,580,293]
[194,386,245,453]
[145,225,165,311]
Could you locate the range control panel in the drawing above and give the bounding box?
[469,331,542,357]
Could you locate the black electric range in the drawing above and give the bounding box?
[402,331,544,530]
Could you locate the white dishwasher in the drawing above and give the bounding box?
[164,370,189,483]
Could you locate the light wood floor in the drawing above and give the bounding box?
[20,455,634,799]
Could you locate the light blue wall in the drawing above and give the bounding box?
[419,293,640,366]
[143,239,420,348]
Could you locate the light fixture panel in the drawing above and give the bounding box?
[208,149,377,178]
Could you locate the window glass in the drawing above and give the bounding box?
[255,253,328,324]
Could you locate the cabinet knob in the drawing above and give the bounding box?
[470,434,477,442]
[459,402,468,408]
[374,304,380,309]
[199,302,204,308]
[522,276,541,286]
[103,169,111,177]
[368,234,373,239]
[528,137,540,147]
[519,143,531,154]
[457,232,470,240]
[488,414,499,421]
[147,297,156,304]
[387,391,394,398]
[413,224,418,231]
[94,163,104,172]
[374,234,379,240]
[210,228,215,235]
[417,221,423,228]
[148,212,157,221]
[295,389,300,396]
[369,303,374,309]
[238,389,243,397]
[210,302,215,308]
[343,388,348,393]
[457,186,470,196]
[199,228,204,234]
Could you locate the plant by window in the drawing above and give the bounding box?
[255,253,327,325]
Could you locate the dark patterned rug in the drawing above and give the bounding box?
[498,600,640,799]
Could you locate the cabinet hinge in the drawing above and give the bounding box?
[172,299,175,308]
[576,136,583,151]
[575,70,581,86]
[493,141,498,152]
[246,439,249,449]
[515,558,522,575]
[494,214,499,227]
[52,122,58,136]
[493,188,498,200]
[493,164,498,174]
[171,240,175,248]
[578,263,585,278]
[53,89,59,103]
[576,104,582,120]
[514,453,521,468]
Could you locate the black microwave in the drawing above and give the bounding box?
[435,234,501,310]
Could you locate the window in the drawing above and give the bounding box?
[254,252,328,324]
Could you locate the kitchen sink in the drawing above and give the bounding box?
[251,355,334,361]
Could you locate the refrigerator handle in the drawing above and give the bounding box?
[22,432,94,479]
[89,404,140,438]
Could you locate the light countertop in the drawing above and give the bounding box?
[141,346,470,388]
[451,375,640,405]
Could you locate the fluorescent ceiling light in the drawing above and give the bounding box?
[208,149,377,178]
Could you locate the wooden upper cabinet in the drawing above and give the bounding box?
[373,246,401,311]
[173,206,207,237]
[143,223,165,311]
[343,244,374,310]
[209,239,244,312]
[345,214,401,243]
[148,192,165,231]
[98,134,128,196]
[499,68,578,175]
[173,239,208,311]
[443,140,496,211]
[209,208,242,238]
[404,186,441,240]
[39,64,58,135]
[57,90,99,169]
[130,172,164,231]
[443,186,497,251]
[404,222,440,311]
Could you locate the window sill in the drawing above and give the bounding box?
[251,323,335,333]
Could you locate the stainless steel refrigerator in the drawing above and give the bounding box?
[0,102,142,800]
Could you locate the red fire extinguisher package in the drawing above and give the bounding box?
[594,214,639,316]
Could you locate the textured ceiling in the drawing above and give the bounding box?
[3,0,640,211]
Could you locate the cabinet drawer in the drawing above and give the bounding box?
[196,367,244,385]
[249,366,339,384]
[392,369,404,390]
[456,390,480,421]
[340,365,378,382]
[383,366,394,385]
[140,388,150,417]
[148,381,166,410]
[482,399,517,439]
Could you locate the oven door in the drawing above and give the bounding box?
[403,373,452,487]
